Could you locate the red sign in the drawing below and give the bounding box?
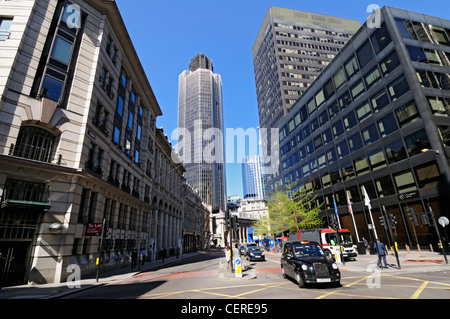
[86,223,103,236]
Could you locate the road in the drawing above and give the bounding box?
[60,249,450,301]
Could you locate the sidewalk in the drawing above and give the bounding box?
[0,251,202,299]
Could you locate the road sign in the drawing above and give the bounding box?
[234,257,242,278]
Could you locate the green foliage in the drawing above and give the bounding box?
[253,183,323,237]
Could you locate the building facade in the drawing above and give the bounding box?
[177,53,227,214]
[0,0,208,287]
[271,6,450,249]
[241,155,267,199]
[253,6,361,131]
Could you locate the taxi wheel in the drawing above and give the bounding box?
[296,272,305,288]
[281,266,287,278]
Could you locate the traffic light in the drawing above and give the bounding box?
[233,215,239,231]
[379,215,387,229]
[407,208,419,226]
[330,214,339,229]
[103,226,110,238]
[389,213,397,230]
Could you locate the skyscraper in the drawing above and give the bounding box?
[253,7,361,130]
[271,6,450,249]
[177,53,227,214]
[242,155,267,199]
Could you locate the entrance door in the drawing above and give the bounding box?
[0,241,32,287]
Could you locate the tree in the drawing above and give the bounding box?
[253,183,323,238]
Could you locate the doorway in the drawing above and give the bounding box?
[0,241,32,287]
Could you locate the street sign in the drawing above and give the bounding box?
[86,223,103,236]
[234,257,242,278]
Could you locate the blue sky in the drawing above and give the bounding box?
[115,0,449,197]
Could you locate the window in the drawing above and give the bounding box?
[344,55,359,80]
[431,26,450,46]
[336,140,349,159]
[338,90,351,110]
[328,100,339,119]
[343,111,357,131]
[404,128,430,156]
[332,120,344,138]
[326,147,337,164]
[387,75,410,101]
[356,40,374,69]
[393,170,417,193]
[377,113,398,137]
[348,133,363,152]
[341,162,355,181]
[319,110,329,126]
[356,101,372,122]
[375,175,395,197]
[371,23,391,54]
[395,100,419,127]
[427,96,449,117]
[354,156,369,176]
[362,124,379,145]
[368,149,387,171]
[332,68,346,91]
[13,126,56,163]
[385,140,407,164]
[395,18,413,39]
[371,88,390,113]
[315,89,325,108]
[51,36,73,64]
[307,98,316,115]
[31,2,84,104]
[323,79,335,100]
[350,80,365,100]
[0,18,13,40]
[379,51,400,77]
[414,162,440,188]
[364,66,382,90]
[41,76,64,102]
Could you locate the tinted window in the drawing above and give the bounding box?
[357,40,374,69]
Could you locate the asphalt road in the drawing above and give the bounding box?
[60,249,450,300]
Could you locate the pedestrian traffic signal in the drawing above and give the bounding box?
[379,215,387,229]
[407,208,419,226]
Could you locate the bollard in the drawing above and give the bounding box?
[429,244,434,252]
[406,245,410,253]
[417,244,420,252]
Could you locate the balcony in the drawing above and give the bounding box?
[9,142,57,164]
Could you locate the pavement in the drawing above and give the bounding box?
[0,251,204,299]
[1,248,449,299]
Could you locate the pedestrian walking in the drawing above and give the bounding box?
[131,250,138,269]
[362,237,369,254]
[141,249,147,265]
[375,238,388,269]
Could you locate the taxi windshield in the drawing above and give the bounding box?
[292,243,324,257]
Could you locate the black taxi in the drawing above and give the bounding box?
[281,241,340,288]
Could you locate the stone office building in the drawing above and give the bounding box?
[0,0,206,287]
[271,6,450,249]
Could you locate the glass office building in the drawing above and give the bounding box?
[269,6,450,248]
[178,54,227,214]
[242,155,267,199]
[253,6,360,132]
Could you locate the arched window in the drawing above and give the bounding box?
[13,126,56,163]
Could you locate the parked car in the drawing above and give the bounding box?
[281,241,340,288]
[245,246,266,261]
